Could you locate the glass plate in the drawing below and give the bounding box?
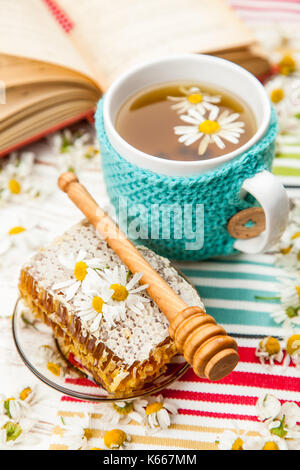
[12,298,190,401]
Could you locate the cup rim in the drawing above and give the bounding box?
[103,54,271,176]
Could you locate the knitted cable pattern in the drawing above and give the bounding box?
[95,99,278,260]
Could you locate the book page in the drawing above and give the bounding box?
[59,0,256,90]
[0,0,96,83]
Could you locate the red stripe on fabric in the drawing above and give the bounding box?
[65,377,99,388]
[180,369,300,392]
[61,396,86,403]
[161,389,258,405]
[178,408,258,421]
[42,0,74,33]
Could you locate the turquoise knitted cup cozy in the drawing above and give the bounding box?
[95,99,278,261]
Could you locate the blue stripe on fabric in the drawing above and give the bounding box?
[205,307,279,328]
[182,269,277,283]
[194,286,280,304]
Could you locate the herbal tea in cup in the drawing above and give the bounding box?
[115,82,257,162]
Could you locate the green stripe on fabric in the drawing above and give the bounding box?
[273,166,300,176]
[205,307,279,327]
[276,153,300,159]
[208,258,274,267]
[195,286,280,303]
[182,269,277,282]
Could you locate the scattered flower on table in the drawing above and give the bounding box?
[167,85,221,115]
[0,386,38,421]
[0,417,36,448]
[0,216,49,258]
[282,332,300,369]
[37,344,70,378]
[216,425,253,450]
[174,107,245,155]
[270,276,300,328]
[97,399,147,426]
[144,394,178,432]
[0,151,43,205]
[103,429,131,449]
[257,394,300,443]
[48,128,100,174]
[255,336,284,367]
[244,431,288,450]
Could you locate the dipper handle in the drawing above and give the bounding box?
[58,172,239,381]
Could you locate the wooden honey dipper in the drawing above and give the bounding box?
[58,172,239,381]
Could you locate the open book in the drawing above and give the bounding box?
[0,0,270,158]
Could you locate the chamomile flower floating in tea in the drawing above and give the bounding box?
[98,266,149,315]
[174,107,245,155]
[115,81,255,161]
[52,249,105,301]
[167,85,221,115]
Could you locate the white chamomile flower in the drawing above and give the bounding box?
[0,151,41,204]
[99,266,149,315]
[0,386,38,421]
[270,276,300,328]
[103,429,131,449]
[274,224,300,272]
[0,417,36,448]
[244,432,288,450]
[37,344,68,378]
[49,128,100,173]
[174,107,245,155]
[0,216,48,257]
[145,394,178,431]
[255,336,284,367]
[217,426,251,450]
[98,399,147,426]
[74,271,121,331]
[282,332,300,369]
[167,85,220,115]
[52,250,105,301]
[256,394,282,424]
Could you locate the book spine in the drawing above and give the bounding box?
[41,0,74,33]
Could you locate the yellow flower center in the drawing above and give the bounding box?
[188,93,203,104]
[104,429,127,448]
[19,387,32,401]
[92,296,104,314]
[90,447,102,450]
[263,441,279,450]
[286,334,300,356]
[8,179,21,194]
[292,232,300,240]
[231,437,244,450]
[113,402,134,415]
[8,226,26,236]
[296,286,300,298]
[110,283,128,301]
[259,337,281,355]
[198,120,220,134]
[84,428,93,440]
[270,88,285,103]
[280,245,292,255]
[145,402,164,415]
[74,261,88,281]
[279,54,296,75]
[47,362,61,376]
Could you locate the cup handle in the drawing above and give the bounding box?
[228,170,289,254]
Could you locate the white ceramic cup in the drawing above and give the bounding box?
[103,54,289,254]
